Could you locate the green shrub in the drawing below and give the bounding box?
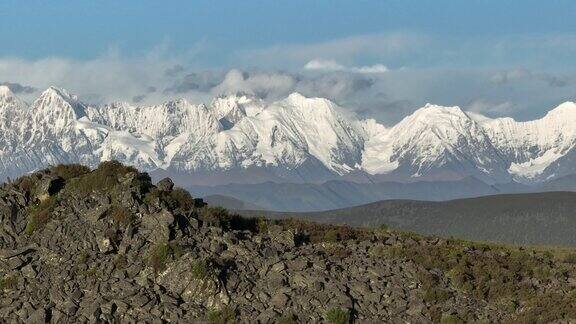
[108,204,135,227]
[50,164,90,180]
[511,292,576,322]
[146,242,182,274]
[197,206,258,231]
[144,187,195,211]
[276,313,297,324]
[324,244,351,259]
[277,218,371,244]
[113,255,128,269]
[562,253,576,264]
[170,188,195,210]
[77,250,90,264]
[440,313,463,324]
[25,195,59,234]
[191,259,210,279]
[0,275,17,291]
[323,229,340,242]
[418,270,451,304]
[147,243,170,274]
[199,206,230,227]
[67,160,147,196]
[257,216,269,233]
[206,306,236,324]
[326,307,349,324]
[383,237,562,305]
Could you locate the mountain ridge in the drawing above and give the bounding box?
[2,85,576,186]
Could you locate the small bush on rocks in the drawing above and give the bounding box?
[67,160,147,196]
[256,216,269,233]
[277,218,371,243]
[562,253,576,264]
[440,313,463,324]
[108,204,135,227]
[25,195,59,234]
[276,313,297,324]
[50,164,90,181]
[144,187,195,211]
[0,275,17,291]
[199,206,258,232]
[147,242,182,274]
[207,306,236,324]
[326,307,349,324]
[191,259,210,279]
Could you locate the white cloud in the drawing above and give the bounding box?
[466,99,514,115]
[210,69,296,99]
[0,43,214,105]
[1,48,575,126]
[239,32,426,68]
[304,59,388,74]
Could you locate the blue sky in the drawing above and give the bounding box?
[1,1,576,123]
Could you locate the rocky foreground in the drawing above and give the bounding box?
[0,162,575,323]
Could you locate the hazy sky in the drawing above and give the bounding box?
[1,0,576,124]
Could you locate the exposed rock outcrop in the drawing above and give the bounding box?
[0,162,574,323]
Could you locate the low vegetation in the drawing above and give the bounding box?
[50,164,91,181]
[276,313,297,324]
[144,186,195,211]
[25,195,59,234]
[206,306,236,324]
[146,242,183,274]
[0,275,17,291]
[325,307,350,324]
[191,258,211,279]
[108,204,135,227]
[67,160,147,196]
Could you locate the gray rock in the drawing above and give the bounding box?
[156,178,174,192]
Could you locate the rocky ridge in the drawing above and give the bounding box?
[0,162,575,323]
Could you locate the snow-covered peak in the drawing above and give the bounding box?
[412,103,468,119]
[39,86,78,103]
[0,85,24,108]
[34,86,87,119]
[283,92,336,113]
[2,87,576,185]
[0,85,13,98]
[211,94,254,128]
[466,111,493,124]
[392,104,475,139]
[544,101,576,119]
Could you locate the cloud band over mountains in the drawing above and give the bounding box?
[1,31,576,125]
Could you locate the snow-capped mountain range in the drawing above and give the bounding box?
[1,84,575,185]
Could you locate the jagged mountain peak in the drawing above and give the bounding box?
[544,101,576,119]
[2,88,576,185]
[0,85,24,108]
[34,86,87,119]
[284,92,336,110]
[411,103,469,120]
[40,86,77,102]
[0,85,14,97]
